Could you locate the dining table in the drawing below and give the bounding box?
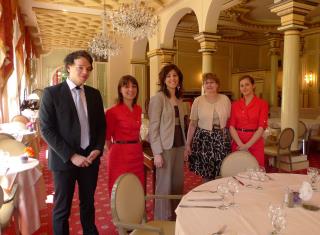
[0,156,46,235]
[175,173,320,235]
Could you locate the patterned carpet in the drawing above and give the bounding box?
[3,143,320,235]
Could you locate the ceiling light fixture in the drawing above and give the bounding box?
[109,0,159,41]
[88,0,120,59]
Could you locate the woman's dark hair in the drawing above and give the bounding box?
[158,64,183,98]
[117,75,139,105]
[202,73,220,86]
[239,75,255,85]
[64,50,93,73]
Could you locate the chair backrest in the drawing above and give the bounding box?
[11,115,30,125]
[0,133,15,141]
[220,151,259,177]
[298,121,307,139]
[111,173,145,227]
[278,128,294,150]
[0,139,26,156]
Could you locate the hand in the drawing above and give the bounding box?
[184,145,191,161]
[154,154,164,168]
[87,150,101,163]
[70,154,91,167]
[237,143,249,151]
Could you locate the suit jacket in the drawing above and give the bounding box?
[39,81,106,171]
[148,92,186,155]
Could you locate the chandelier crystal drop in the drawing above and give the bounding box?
[109,0,159,41]
[88,3,120,58]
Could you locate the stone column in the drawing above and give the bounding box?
[131,59,148,112]
[147,48,176,96]
[267,33,281,107]
[270,0,318,150]
[194,32,221,94]
[194,32,221,74]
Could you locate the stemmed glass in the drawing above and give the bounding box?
[255,166,267,190]
[227,179,240,206]
[307,167,319,190]
[217,183,230,210]
[246,168,255,188]
[268,203,286,234]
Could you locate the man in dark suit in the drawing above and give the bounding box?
[39,50,106,235]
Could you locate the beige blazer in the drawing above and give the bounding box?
[148,92,186,155]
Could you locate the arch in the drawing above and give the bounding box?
[161,7,199,48]
[202,0,225,32]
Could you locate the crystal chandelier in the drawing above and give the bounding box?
[109,0,159,41]
[88,2,120,58]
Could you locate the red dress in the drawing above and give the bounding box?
[106,103,144,195]
[229,96,268,166]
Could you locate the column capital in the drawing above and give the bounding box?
[130,59,148,65]
[147,48,176,66]
[194,32,221,53]
[266,33,282,55]
[270,0,318,31]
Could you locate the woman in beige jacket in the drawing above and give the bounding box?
[148,64,186,220]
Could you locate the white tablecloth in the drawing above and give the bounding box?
[175,174,320,235]
[0,157,46,235]
[268,118,320,136]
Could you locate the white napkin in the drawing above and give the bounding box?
[299,181,313,201]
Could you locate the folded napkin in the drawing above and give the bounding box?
[299,181,313,201]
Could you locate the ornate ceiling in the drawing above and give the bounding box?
[18,0,320,53]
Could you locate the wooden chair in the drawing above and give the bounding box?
[264,128,295,171]
[0,184,19,235]
[0,134,15,141]
[111,173,182,235]
[220,151,259,177]
[11,115,30,125]
[0,139,26,156]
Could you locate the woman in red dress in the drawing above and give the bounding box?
[229,75,268,166]
[106,75,144,195]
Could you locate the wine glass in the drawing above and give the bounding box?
[307,167,319,190]
[217,183,230,210]
[268,203,286,234]
[227,179,240,206]
[246,168,255,188]
[256,166,267,190]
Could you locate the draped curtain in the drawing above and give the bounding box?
[0,0,14,122]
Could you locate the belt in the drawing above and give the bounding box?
[114,140,139,144]
[212,124,221,130]
[236,128,257,132]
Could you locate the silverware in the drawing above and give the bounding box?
[192,189,217,193]
[232,176,245,186]
[179,204,220,208]
[187,198,222,202]
[212,225,227,235]
[266,174,274,180]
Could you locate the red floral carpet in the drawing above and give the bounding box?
[3,143,320,235]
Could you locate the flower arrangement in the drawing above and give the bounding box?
[24,147,35,157]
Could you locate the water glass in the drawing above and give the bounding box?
[227,179,240,206]
[307,167,319,190]
[217,183,230,210]
[246,168,255,188]
[268,203,286,234]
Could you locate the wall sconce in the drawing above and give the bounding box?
[304,72,314,87]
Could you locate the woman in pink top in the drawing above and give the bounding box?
[229,75,268,166]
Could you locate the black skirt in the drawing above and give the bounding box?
[188,127,231,179]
